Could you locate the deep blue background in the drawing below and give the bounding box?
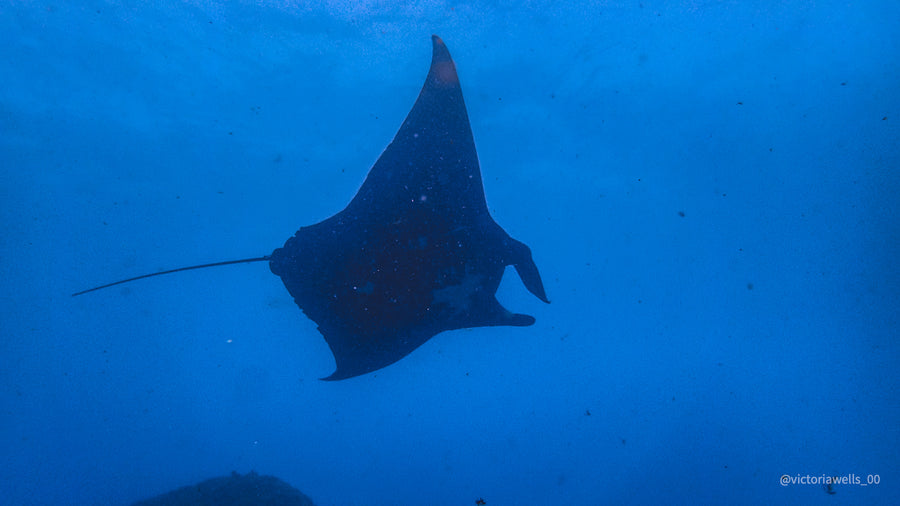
[2,1,898,505]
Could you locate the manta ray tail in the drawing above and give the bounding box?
[71,256,272,296]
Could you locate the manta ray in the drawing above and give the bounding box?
[75,35,549,380]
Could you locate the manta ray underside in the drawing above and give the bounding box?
[75,36,549,381]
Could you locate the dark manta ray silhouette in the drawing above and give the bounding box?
[74,35,549,380]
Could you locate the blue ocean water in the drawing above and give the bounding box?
[2,1,898,504]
